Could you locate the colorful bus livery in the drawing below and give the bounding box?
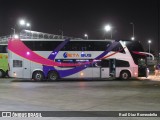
[8,38,148,81]
[0,44,8,78]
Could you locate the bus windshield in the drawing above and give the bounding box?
[125,41,146,65]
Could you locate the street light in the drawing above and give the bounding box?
[19,19,32,38]
[131,37,135,40]
[148,40,151,59]
[26,23,30,27]
[130,22,135,40]
[84,34,88,39]
[104,25,112,39]
[19,19,26,26]
[19,19,31,29]
[26,22,31,30]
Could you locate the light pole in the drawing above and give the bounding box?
[19,19,32,38]
[59,30,63,39]
[11,28,19,38]
[148,40,151,59]
[84,34,88,39]
[26,22,31,30]
[26,22,31,38]
[19,19,31,29]
[104,25,112,39]
[130,22,135,40]
[11,28,15,35]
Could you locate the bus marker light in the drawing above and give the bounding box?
[27,52,30,55]
[134,72,137,75]
[80,72,84,76]
[57,59,61,62]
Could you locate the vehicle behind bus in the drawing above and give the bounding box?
[0,44,8,78]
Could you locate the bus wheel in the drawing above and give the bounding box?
[48,71,59,81]
[0,69,5,78]
[120,71,130,80]
[32,71,44,81]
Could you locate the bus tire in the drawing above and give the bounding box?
[32,71,44,81]
[120,70,130,80]
[48,71,59,81]
[0,69,5,78]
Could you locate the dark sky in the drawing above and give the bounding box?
[0,0,159,52]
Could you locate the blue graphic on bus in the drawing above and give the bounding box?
[63,52,67,58]
[81,53,91,57]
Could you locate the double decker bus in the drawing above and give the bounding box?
[0,44,8,78]
[8,35,149,81]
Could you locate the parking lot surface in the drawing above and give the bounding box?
[0,77,160,120]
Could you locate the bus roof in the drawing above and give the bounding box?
[20,39,114,41]
[20,39,136,42]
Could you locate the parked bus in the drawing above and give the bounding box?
[8,38,148,81]
[0,44,8,78]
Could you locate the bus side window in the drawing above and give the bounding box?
[82,47,87,51]
[13,60,22,67]
[93,61,101,67]
[112,43,125,53]
[101,60,109,67]
[116,60,130,67]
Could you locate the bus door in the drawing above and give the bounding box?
[23,59,31,78]
[92,60,101,78]
[109,59,116,77]
[101,59,110,78]
[138,58,147,77]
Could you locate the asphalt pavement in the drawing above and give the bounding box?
[0,77,160,120]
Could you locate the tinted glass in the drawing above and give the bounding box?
[93,60,101,67]
[125,41,146,65]
[0,45,7,53]
[138,58,146,66]
[126,41,144,52]
[101,60,109,67]
[23,40,114,51]
[55,59,92,67]
[23,41,62,51]
[61,41,111,51]
[116,60,130,67]
[13,60,22,67]
[112,43,125,53]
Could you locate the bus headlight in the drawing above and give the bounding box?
[134,72,137,76]
[13,72,17,77]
